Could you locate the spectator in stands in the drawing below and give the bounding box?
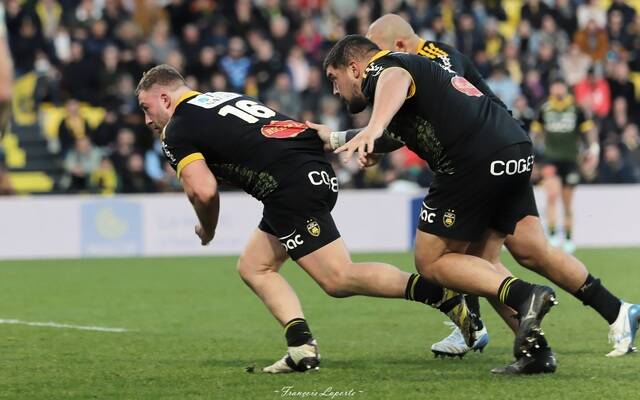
[621,123,640,179]
[119,153,155,193]
[219,36,251,92]
[560,43,592,86]
[58,99,93,154]
[93,110,120,149]
[578,0,607,29]
[264,72,301,119]
[574,66,612,120]
[551,0,578,38]
[521,0,552,31]
[487,64,520,110]
[607,10,633,52]
[574,19,609,62]
[607,61,637,113]
[60,41,99,102]
[540,14,569,56]
[251,39,283,96]
[456,13,483,58]
[62,136,102,193]
[286,46,311,93]
[149,20,178,64]
[597,142,637,183]
[601,97,635,143]
[608,0,637,27]
[109,127,137,178]
[89,155,117,194]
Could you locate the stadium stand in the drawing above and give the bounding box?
[1,0,639,194]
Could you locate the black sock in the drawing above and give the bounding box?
[465,294,481,318]
[284,318,313,347]
[549,226,556,236]
[565,228,572,240]
[498,277,535,311]
[573,274,621,324]
[405,273,444,305]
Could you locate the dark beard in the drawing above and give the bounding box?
[346,95,368,114]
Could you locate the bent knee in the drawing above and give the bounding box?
[510,240,550,270]
[316,265,354,298]
[236,253,284,280]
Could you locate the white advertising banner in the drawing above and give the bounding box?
[0,186,639,260]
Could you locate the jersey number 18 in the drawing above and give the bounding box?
[218,100,276,124]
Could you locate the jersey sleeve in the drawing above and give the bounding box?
[362,54,416,102]
[577,108,595,134]
[161,118,205,178]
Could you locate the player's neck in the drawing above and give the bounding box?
[407,35,421,54]
[170,86,196,113]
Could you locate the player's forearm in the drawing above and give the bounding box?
[188,188,220,236]
[330,128,403,153]
[368,68,411,131]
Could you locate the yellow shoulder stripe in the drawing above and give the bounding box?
[176,152,205,178]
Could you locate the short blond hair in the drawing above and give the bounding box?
[135,64,186,95]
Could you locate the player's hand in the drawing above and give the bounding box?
[195,225,215,246]
[334,125,384,163]
[360,153,382,168]
[304,120,333,152]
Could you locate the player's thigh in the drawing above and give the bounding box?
[467,229,507,266]
[414,229,469,277]
[295,237,352,289]
[504,215,549,269]
[237,228,289,276]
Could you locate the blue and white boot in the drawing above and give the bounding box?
[606,302,640,357]
[431,322,489,358]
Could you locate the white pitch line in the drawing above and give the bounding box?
[0,318,128,333]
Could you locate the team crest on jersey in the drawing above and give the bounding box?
[306,219,321,237]
[443,210,456,228]
[451,76,483,97]
[261,120,307,138]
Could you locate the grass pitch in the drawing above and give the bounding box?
[0,249,638,399]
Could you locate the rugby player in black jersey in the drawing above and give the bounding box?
[360,14,639,369]
[319,35,640,373]
[135,64,482,374]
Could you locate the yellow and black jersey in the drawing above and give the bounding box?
[530,96,594,163]
[162,91,326,200]
[361,51,529,175]
[416,39,508,112]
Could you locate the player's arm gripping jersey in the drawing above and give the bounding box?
[162,91,327,201]
[361,51,530,176]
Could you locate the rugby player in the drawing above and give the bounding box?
[320,34,640,373]
[531,79,598,254]
[135,64,480,374]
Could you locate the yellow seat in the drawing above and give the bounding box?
[8,171,54,194]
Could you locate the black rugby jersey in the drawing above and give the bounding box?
[361,51,529,175]
[416,39,508,111]
[162,91,326,200]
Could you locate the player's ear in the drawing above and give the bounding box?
[160,93,171,109]
[348,61,360,79]
[395,39,405,52]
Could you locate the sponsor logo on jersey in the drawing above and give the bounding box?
[261,120,307,138]
[306,219,321,237]
[187,91,242,109]
[443,209,456,228]
[365,63,384,77]
[279,230,305,251]
[308,170,339,192]
[161,141,177,165]
[419,202,436,223]
[490,155,534,176]
[451,76,483,97]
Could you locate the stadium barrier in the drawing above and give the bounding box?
[0,186,639,260]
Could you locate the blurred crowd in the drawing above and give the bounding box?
[2,0,640,194]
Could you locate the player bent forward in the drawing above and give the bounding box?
[136,64,482,373]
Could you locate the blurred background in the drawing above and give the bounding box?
[0,0,639,196]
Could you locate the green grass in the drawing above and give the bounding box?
[0,249,638,399]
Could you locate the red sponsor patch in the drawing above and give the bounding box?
[260,120,308,138]
[451,76,483,97]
